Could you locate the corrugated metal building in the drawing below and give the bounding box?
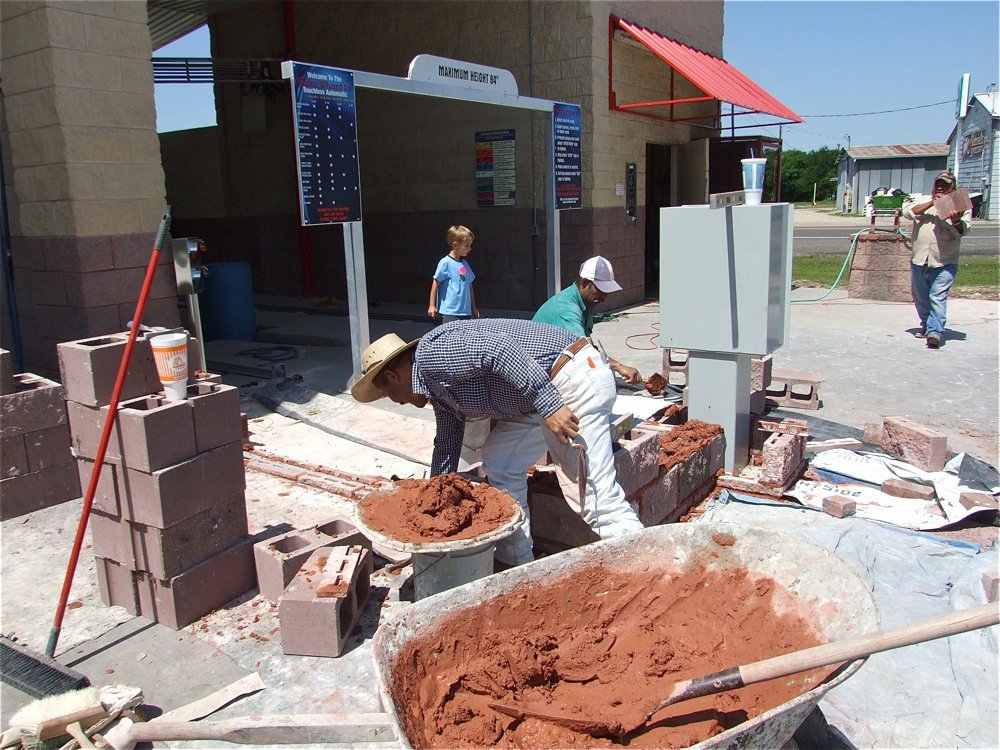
[836,144,949,214]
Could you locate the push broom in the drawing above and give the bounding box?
[0,207,173,698]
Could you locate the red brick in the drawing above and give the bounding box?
[863,422,884,446]
[983,572,999,603]
[0,462,80,520]
[115,394,197,472]
[0,373,67,437]
[119,442,246,527]
[881,417,948,471]
[1,434,29,479]
[958,491,999,511]
[186,382,242,453]
[94,556,139,615]
[822,495,857,518]
[279,546,373,657]
[135,538,256,630]
[24,424,73,472]
[881,477,936,500]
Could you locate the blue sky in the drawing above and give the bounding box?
[154,1,1000,152]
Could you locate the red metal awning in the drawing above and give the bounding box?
[611,16,802,125]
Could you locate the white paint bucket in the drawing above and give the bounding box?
[412,541,495,600]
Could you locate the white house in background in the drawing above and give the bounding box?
[948,91,999,221]
[836,144,949,214]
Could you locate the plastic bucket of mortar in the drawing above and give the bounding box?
[371,523,879,750]
[412,542,495,600]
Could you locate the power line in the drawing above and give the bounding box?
[801,100,951,118]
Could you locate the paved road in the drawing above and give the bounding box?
[794,226,1000,256]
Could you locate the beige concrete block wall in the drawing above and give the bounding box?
[1,0,176,375]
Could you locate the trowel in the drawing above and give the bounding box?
[489,602,998,741]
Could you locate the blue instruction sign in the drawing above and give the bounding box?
[286,62,362,225]
[553,103,582,210]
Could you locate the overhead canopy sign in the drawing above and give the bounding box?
[408,54,519,96]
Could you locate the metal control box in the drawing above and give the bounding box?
[659,204,792,355]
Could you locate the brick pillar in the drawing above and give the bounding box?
[1,1,178,377]
[848,232,912,302]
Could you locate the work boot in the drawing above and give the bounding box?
[926,334,941,349]
[914,326,927,338]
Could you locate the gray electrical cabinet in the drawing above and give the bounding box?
[660,203,792,354]
[659,203,793,472]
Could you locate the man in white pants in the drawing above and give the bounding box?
[349,318,643,566]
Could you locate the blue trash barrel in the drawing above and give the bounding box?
[199,262,257,341]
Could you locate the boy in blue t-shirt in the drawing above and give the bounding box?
[428,225,480,323]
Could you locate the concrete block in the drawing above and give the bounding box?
[186,382,242,453]
[135,538,256,630]
[765,369,822,410]
[804,438,863,456]
[1,434,29,479]
[881,417,948,472]
[0,349,15,395]
[760,433,806,488]
[636,463,680,526]
[57,333,160,407]
[0,462,81,521]
[663,348,689,369]
[881,477,936,501]
[279,546,373,657]
[67,400,123,463]
[254,526,343,603]
[0,373,67,437]
[312,517,370,550]
[749,388,766,416]
[120,442,246,528]
[983,572,999,603]
[613,426,661,500]
[76,456,123,515]
[526,488,598,554]
[94,556,139,615]
[24,424,73,472]
[92,493,250,579]
[823,495,857,518]
[678,433,725,501]
[115,394,197,472]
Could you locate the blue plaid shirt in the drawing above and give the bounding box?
[412,318,578,475]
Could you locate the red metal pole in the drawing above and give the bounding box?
[46,209,172,658]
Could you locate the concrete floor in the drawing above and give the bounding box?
[2,209,997,745]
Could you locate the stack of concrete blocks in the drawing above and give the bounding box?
[278,545,373,657]
[848,232,912,302]
[253,517,370,602]
[58,331,256,630]
[0,348,81,520]
[527,421,725,554]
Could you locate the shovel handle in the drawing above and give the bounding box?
[649,603,998,719]
[126,714,394,745]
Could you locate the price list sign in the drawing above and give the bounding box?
[287,62,362,225]
[475,129,516,207]
[553,103,582,210]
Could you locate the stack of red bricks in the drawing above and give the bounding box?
[57,332,256,630]
[0,348,81,520]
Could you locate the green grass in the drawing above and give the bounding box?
[793,254,999,289]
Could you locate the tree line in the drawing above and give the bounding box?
[771,147,839,203]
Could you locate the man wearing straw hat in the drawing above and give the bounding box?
[350,318,643,567]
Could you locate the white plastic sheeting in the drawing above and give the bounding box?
[696,491,998,749]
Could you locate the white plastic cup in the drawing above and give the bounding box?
[741,157,767,202]
[149,331,189,401]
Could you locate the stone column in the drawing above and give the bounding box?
[1,0,178,376]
